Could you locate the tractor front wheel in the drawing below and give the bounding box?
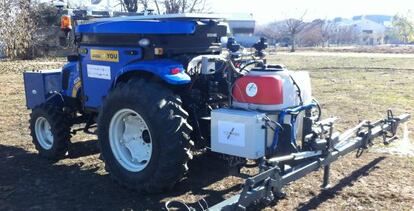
[98,79,193,193]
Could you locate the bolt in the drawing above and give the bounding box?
[120,139,126,145]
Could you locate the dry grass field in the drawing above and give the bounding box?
[0,53,413,211]
[275,45,414,54]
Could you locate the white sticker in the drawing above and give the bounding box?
[246,82,258,97]
[87,64,111,80]
[218,120,245,147]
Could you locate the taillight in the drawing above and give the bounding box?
[170,68,181,75]
[61,15,72,30]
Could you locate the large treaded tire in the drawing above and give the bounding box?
[29,104,71,160]
[98,79,193,193]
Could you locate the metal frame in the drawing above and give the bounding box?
[210,111,410,210]
[271,103,317,151]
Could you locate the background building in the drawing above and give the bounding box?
[335,16,387,45]
[226,13,258,47]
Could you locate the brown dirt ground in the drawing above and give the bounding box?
[0,55,413,211]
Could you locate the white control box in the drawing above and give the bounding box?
[211,109,266,159]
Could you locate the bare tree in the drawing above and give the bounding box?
[297,20,323,47]
[332,25,359,45]
[138,0,150,9]
[0,0,38,59]
[121,0,208,14]
[296,19,337,47]
[162,0,208,14]
[153,0,161,14]
[284,19,305,52]
[163,0,180,13]
[119,0,138,12]
[283,11,307,52]
[255,21,286,44]
[320,20,336,47]
[127,0,161,13]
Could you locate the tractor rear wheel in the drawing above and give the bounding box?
[98,79,193,193]
[29,104,72,160]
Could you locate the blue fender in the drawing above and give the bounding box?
[116,59,191,85]
[61,61,81,98]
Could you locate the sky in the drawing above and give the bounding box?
[51,0,414,24]
[209,0,414,24]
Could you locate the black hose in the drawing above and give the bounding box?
[289,75,303,105]
[313,98,322,122]
[238,61,261,73]
[227,59,243,76]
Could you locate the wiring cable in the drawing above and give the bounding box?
[288,74,303,105]
[312,98,322,122]
[165,197,209,211]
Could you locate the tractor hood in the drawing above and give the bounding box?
[76,16,228,55]
[76,13,228,35]
[76,19,198,34]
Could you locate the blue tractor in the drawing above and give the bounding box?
[25,14,230,192]
[24,14,409,209]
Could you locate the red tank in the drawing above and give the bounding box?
[232,75,283,105]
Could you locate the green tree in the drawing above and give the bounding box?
[392,13,414,43]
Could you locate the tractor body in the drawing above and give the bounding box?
[23,14,410,210]
[28,14,227,110]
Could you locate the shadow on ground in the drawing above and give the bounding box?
[296,156,385,211]
[0,140,385,211]
[248,156,385,211]
[0,140,241,211]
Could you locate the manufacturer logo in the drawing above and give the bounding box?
[246,82,258,97]
[225,128,240,140]
[90,49,119,62]
[218,120,245,147]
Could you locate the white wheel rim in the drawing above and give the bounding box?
[109,108,153,172]
[35,117,54,150]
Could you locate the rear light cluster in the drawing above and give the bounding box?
[61,15,72,30]
[170,68,182,75]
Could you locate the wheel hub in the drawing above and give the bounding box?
[35,117,54,150]
[109,109,153,172]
